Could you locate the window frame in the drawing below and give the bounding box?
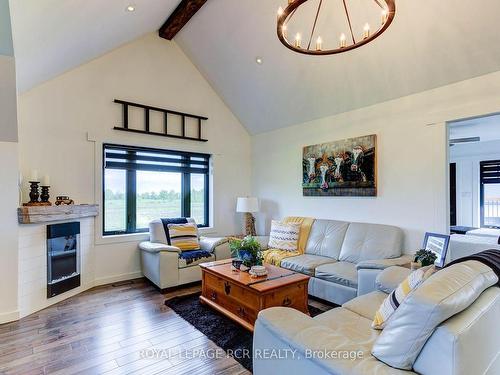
[479,159,500,229]
[102,143,210,236]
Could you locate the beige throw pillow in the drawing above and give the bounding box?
[268,220,300,251]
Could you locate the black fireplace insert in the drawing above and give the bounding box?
[47,222,81,298]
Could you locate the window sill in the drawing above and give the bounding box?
[95,227,218,246]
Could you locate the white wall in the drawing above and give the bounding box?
[252,70,500,252]
[0,50,19,322]
[450,139,500,227]
[17,33,251,302]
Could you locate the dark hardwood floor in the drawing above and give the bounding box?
[0,279,250,375]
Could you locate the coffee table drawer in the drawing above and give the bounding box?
[204,272,259,307]
[263,282,308,312]
[204,285,258,324]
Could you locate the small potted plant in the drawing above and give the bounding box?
[413,249,437,269]
[229,236,263,271]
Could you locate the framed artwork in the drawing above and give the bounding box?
[302,134,377,196]
[423,232,450,268]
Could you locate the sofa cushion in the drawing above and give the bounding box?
[339,223,403,263]
[342,291,387,320]
[315,261,358,288]
[375,266,412,294]
[268,220,301,251]
[280,254,336,276]
[304,219,349,259]
[372,260,499,370]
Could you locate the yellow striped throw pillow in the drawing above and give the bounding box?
[268,220,301,252]
[167,223,200,251]
[372,266,437,329]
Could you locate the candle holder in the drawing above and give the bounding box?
[40,186,52,205]
[27,181,40,204]
[23,181,52,206]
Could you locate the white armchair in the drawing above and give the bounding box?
[139,219,231,291]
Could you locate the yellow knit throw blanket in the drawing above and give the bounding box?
[262,216,315,266]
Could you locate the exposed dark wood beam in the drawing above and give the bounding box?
[159,0,208,40]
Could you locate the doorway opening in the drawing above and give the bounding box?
[448,114,500,234]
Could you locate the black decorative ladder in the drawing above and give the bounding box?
[114,99,208,142]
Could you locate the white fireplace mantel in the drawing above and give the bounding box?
[18,204,99,224]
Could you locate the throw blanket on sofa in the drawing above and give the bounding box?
[161,217,188,245]
[262,216,315,266]
[445,249,500,286]
[179,249,213,265]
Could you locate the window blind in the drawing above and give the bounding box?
[480,160,500,184]
[104,144,210,174]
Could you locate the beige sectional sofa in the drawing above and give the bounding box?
[261,219,412,305]
[254,262,500,375]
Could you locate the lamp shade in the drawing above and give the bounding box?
[236,197,259,213]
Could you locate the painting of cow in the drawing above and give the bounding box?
[302,135,377,196]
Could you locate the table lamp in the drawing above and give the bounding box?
[236,197,259,236]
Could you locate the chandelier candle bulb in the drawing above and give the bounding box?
[363,23,370,39]
[315,36,323,51]
[295,33,301,48]
[339,33,346,48]
[381,9,388,24]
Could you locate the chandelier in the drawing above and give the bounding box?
[276,0,396,55]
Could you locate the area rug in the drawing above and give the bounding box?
[165,292,337,372]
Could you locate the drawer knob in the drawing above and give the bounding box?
[282,297,292,306]
[224,281,231,295]
[237,307,247,317]
[210,291,217,301]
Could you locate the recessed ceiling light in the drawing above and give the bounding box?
[126,5,135,12]
[255,57,263,65]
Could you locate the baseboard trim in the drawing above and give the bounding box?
[94,271,143,287]
[0,310,20,325]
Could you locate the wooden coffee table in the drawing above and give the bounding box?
[199,259,310,331]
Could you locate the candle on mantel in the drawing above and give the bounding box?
[315,36,323,51]
[30,170,38,182]
[295,33,301,48]
[339,33,347,48]
[42,175,50,186]
[363,23,370,39]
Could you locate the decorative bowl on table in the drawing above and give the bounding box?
[249,265,268,278]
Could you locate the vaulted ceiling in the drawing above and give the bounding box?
[9,0,500,134]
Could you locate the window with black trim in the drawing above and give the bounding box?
[480,159,500,229]
[103,144,210,235]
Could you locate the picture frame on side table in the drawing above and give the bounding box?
[423,232,450,268]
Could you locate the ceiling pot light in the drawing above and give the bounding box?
[255,57,263,65]
[126,5,135,12]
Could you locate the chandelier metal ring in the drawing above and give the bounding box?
[277,0,396,55]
